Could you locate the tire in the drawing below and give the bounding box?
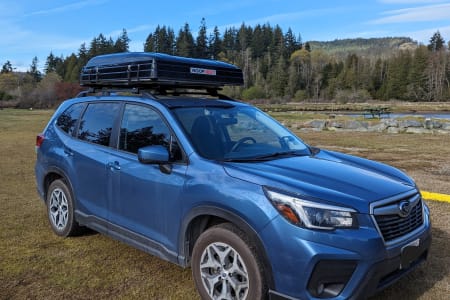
[46,179,82,237]
[192,223,267,300]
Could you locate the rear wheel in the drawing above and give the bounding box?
[46,179,82,237]
[192,223,267,300]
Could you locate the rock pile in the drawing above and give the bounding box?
[290,118,450,134]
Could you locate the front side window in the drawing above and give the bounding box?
[119,104,173,155]
[77,102,120,146]
[56,103,85,135]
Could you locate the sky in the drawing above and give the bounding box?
[1,0,450,72]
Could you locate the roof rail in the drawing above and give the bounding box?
[75,86,235,101]
[79,52,244,89]
[75,87,159,99]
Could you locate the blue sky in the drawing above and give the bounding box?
[1,0,450,71]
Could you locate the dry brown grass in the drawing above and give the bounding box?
[0,109,448,299]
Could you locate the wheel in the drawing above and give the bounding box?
[230,137,257,152]
[46,179,82,237]
[192,223,267,300]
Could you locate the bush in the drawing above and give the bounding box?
[241,86,266,100]
[335,89,372,104]
[294,90,308,102]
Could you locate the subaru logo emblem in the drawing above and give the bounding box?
[398,200,411,218]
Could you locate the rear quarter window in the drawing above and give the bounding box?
[77,102,121,146]
[56,103,85,135]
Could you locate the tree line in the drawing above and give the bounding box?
[1,20,450,108]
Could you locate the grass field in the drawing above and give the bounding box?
[0,108,449,299]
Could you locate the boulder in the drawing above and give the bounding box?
[306,120,328,130]
[368,122,387,132]
[405,127,431,134]
[400,120,423,128]
[383,119,399,128]
[345,120,368,130]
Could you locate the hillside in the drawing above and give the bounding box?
[308,37,418,58]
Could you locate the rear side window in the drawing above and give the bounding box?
[56,103,85,135]
[119,104,171,154]
[77,103,120,146]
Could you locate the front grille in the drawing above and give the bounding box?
[373,195,423,242]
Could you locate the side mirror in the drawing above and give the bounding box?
[138,145,170,164]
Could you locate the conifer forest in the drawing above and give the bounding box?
[1,20,450,108]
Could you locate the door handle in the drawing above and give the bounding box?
[107,161,121,171]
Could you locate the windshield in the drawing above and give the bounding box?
[172,104,310,161]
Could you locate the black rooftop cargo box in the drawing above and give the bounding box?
[80,52,244,88]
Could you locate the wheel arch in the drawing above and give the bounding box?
[42,167,74,202]
[179,206,275,290]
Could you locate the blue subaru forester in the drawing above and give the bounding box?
[35,53,431,300]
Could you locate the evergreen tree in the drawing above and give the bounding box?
[44,52,57,74]
[163,27,176,54]
[285,28,299,56]
[223,28,237,51]
[270,25,284,59]
[269,53,288,97]
[406,46,429,101]
[144,32,156,52]
[195,18,209,58]
[176,23,194,57]
[78,43,89,66]
[382,51,411,100]
[428,31,445,52]
[114,29,130,52]
[63,54,79,82]
[209,26,222,59]
[28,56,41,82]
[53,55,66,79]
[304,42,311,52]
[1,61,13,73]
[251,25,265,58]
[237,23,252,52]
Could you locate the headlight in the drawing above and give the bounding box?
[265,188,358,230]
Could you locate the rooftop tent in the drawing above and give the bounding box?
[79,52,244,88]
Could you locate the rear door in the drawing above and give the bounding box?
[68,102,121,220]
[107,103,187,252]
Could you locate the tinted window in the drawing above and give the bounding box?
[119,104,171,154]
[56,103,85,135]
[77,103,120,146]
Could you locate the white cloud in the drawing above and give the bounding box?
[370,3,450,24]
[379,0,446,3]
[25,0,109,17]
[107,24,156,38]
[217,8,338,31]
[405,25,450,42]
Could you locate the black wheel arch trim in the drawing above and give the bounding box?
[42,166,74,199]
[178,205,275,290]
[42,166,80,220]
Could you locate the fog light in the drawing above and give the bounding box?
[307,260,357,298]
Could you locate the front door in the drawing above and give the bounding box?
[107,103,187,253]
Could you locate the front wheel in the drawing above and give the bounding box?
[192,223,267,300]
[46,179,82,237]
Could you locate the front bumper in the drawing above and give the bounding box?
[261,209,431,300]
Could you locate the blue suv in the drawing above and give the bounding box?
[35,53,431,300]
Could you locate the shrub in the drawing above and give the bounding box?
[241,86,266,100]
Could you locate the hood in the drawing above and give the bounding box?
[223,149,416,213]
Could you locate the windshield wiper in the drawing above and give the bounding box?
[223,151,307,162]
